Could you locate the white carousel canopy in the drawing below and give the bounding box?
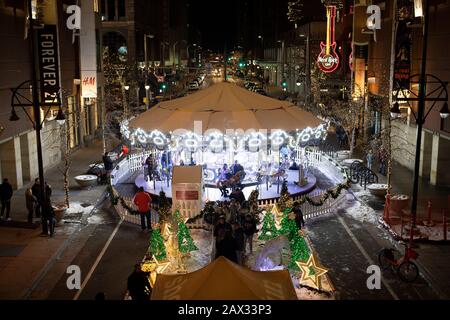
[128,82,322,132]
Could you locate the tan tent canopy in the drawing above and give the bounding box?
[151,256,298,300]
[128,82,322,133]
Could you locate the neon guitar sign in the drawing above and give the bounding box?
[317,5,339,73]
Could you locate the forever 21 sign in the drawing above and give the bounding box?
[37,25,61,106]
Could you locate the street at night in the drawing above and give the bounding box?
[0,0,450,313]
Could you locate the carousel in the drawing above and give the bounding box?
[119,82,328,202]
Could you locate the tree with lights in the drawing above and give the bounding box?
[277,180,293,213]
[279,208,310,269]
[258,211,279,241]
[287,1,304,25]
[149,228,167,261]
[175,211,198,254]
[289,231,310,269]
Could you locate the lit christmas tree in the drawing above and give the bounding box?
[175,211,198,254]
[279,208,297,241]
[149,228,167,261]
[278,207,310,270]
[289,231,310,270]
[258,211,279,241]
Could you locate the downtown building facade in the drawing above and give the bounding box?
[0,0,102,189]
[261,0,450,187]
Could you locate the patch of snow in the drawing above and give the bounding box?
[343,200,379,224]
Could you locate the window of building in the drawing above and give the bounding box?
[118,0,125,19]
[442,116,450,133]
[107,0,115,21]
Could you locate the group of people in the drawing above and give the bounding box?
[0,177,55,236]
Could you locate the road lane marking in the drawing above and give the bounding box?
[337,215,399,300]
[73,217,124,300]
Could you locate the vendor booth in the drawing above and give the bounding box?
[151,256,298,300]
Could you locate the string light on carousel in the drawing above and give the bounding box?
[118,82,329,206]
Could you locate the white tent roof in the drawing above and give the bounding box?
[128,82,322,133]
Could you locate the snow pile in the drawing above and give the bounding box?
[344,200,379,224]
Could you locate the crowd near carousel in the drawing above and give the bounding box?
[110,82,352,299]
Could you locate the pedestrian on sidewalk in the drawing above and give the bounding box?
[133,187,152,231]
[0,178,13,221]
[366,150,374,170]
[25,188,36,224]
[31,178,42,218]
[42,198,56,237]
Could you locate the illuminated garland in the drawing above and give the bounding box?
[120,120,329,149]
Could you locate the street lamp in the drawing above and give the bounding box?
[391,73,448,238]
[9,0,64,234]
[296,79,302,87]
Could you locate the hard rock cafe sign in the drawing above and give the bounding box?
[317,5,340,73]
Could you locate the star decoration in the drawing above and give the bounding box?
[143,255,170,288]
[296,253,328,290]
[271,204,282,218]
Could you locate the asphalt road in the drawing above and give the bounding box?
[306,207,438,300]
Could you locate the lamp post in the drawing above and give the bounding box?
[390,0,449,244]
[9,0,64,233]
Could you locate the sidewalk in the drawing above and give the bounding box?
[0,140,107,299]
[342,136,450,299]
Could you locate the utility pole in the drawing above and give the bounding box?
[410,0,429,234]
[27,0,47,234]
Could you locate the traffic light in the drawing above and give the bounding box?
[281,79,288,88]
[159,82,167,93]
[238,61,246,68]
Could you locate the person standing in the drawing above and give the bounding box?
[133,187,152,231]
[127,264,151,301]
[242,214,257,255]
[31,178,42,218]
[103,152,114,177]
[0,178,13,221]
[233,222,245,265]
[213,215,232,258]
[366,150,374,170]
[216,230,237,263]
[25,188,36,224]
[42,198,56,236]
[293,201,305,230]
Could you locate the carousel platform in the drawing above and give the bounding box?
[134,169,316,202]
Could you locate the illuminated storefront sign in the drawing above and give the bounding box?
[317,6,339,73]
[37,25,61,105]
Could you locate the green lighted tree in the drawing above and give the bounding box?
[258,211,279,241]
[175,211,198,254]
[149,228,167,261]
[279,208,297,240]
[278,207,310,269]
[289,232,310,269]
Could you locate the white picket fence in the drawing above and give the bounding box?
[110,148,348,227]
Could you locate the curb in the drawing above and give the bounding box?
[21,189,108,300]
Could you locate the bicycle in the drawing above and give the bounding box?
[378,242,419,282]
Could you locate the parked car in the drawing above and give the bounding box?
[188,82,199,90]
